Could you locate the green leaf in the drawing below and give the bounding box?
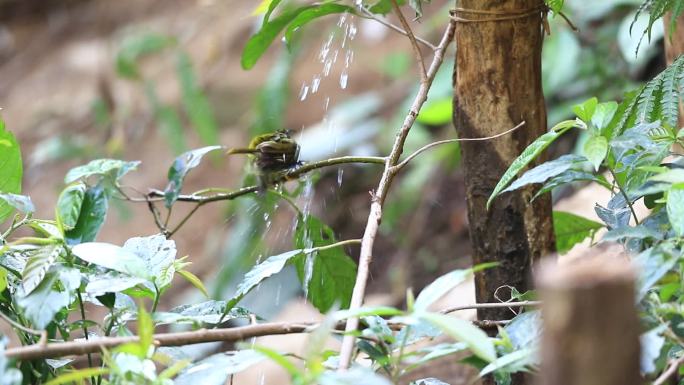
[16,272,70,329]
[164,146,222,208]
[154,301,250,326]
[177,52,220,147]
[667,185,684,236]
[0,119,22,223]
[177,269,209,297]
[284,4,356,45]
[0,193,33,215]
[294,215,356,312]
[116,33,176,79]
[56,182,87,231]
[419,312,496,363]
[263,0,284,26]
[242,4,322,69]
[174,350,266,385]
[72,242,149,278]
[414,263,497,312]
[44,368,109,385]
[480,348,537,377]
[22,243,64,295]
[64,159,140,184]
[502,155,589,194]
[592,101,618,132]
[225,249,303,311]
[583,135,608,171]
[0,267,7,292]
[85,271,147,296]
[65,184,109,245]
[487,120,578,209]
[553,211,603,254]
[545,0,564,14]
[333,306,403,321]
[122,234,177,288]
[572,97,598,122]
[416,98,452,126]
[368,0,406,14]
[138,304,154,353]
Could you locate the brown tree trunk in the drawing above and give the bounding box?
[452,0,555,323]
[664,12,684,128]
[537,256,640,385]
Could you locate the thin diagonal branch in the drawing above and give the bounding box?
[357,5,437,51]
[391,0,427,82]
[337,19,456,371]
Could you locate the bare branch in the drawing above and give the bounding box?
[440,300,541,315]
[338,19,456,370]
[357,6,437,51]
[654,354,684,385]
[393,121,525,171]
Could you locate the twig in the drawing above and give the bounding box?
[654,353,684,385]
[4,304,518,361]
[357,5,437,51]
[391,0,427,82]
[145,197,169,237]
[440,300,541,315]
[167,203,203,238]
[393,121,525,171]
[338,19,456,371]
[0,309,46,343]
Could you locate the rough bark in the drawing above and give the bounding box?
[537,256,640,385]
[664,12,684,128]
[452,0,555,324]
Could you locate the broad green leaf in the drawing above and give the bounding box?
[64,159,140,184]
[56,182,86,231]
[419,312,496,362]
[479,348,537,376]
[16,272,70,329]
[667,185,684,236]
[122,234,177,288]
[155,301,250,326]
[0,119,22,223]
[242,4,320,69]
[602,225,663,242]
[164,146,222,208]
[583,135,608,171]
[225,249,303,312]
[177,52,220,147]
[177,269,209,297]
[368,0,406,14]
[414,263,497,312]
[545,0,564,14]
[0,193,33,215]
[532,170,610,201]
[592,101,618,132]
[634,246,678,300]
[85,271,147,296]
[44,368,109,385]
[263,0,284,25]
[284,4,356,45]
[416,98,452,126]
[405,343,468,372]
[504,311,541,350]
[22,243,64,295]
[174,350,266,385]
[65,184,109,245]
[650,168,684,184]
[502,155,589,194]
[294,215,356,312]
[553,211,603,254]
[0,267,7,292]
[72,242,149,278]
[116,33,176,79]
[487,120,578,208]
[572,97,598,122]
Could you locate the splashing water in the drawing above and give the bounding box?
[337,168,344,187]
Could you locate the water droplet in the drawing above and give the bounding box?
[311,76,321,93]
[340,71,348,89]
[337,13,348,27]
[345,49,354,67]
[323,59,333,77]
[263,213,269,221]
[299,83,309,101]
[324,97,330,111]
[275,284,281,306]
[348,22,358,40]
[337,169,344,186]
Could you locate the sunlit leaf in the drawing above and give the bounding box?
[65,184,109,245]
[414,263,497,311]
[583,135,608,171]
[0,119,22,223]
[16,272,70,329]
[22,243,64,295]
[419,312,496,362]
[416,98,452,126]
[553,211,603,254]
[177,269,209,298]
[64,159,140,184]
[72,242,149,278]
[56,182,86,231]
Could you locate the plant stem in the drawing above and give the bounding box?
[607,167,640,225]
[152,284,161,313]
[76,288,96,384]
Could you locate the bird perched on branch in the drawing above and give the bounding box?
[227,130,301,188]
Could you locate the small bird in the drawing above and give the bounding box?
[227,130,301,188]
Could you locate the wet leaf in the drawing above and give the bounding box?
[284,4,356,45]
[16,272,70,329]
[122,234,177,288]
[0,193,33,215]
[164,146,222,208]
[174,350,266,385]
[22,243,64,295]
[64,159,140,184]
[502,155,589,194]
[65,184,109,245]
[72,242,148,279]
[154,301,250,326]
[56,182,87,231]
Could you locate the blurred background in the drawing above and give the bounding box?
[0,0,668,380]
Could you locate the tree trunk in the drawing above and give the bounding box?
[664,12,684,128]
[452,0,555,323]
[537,256,640,385]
